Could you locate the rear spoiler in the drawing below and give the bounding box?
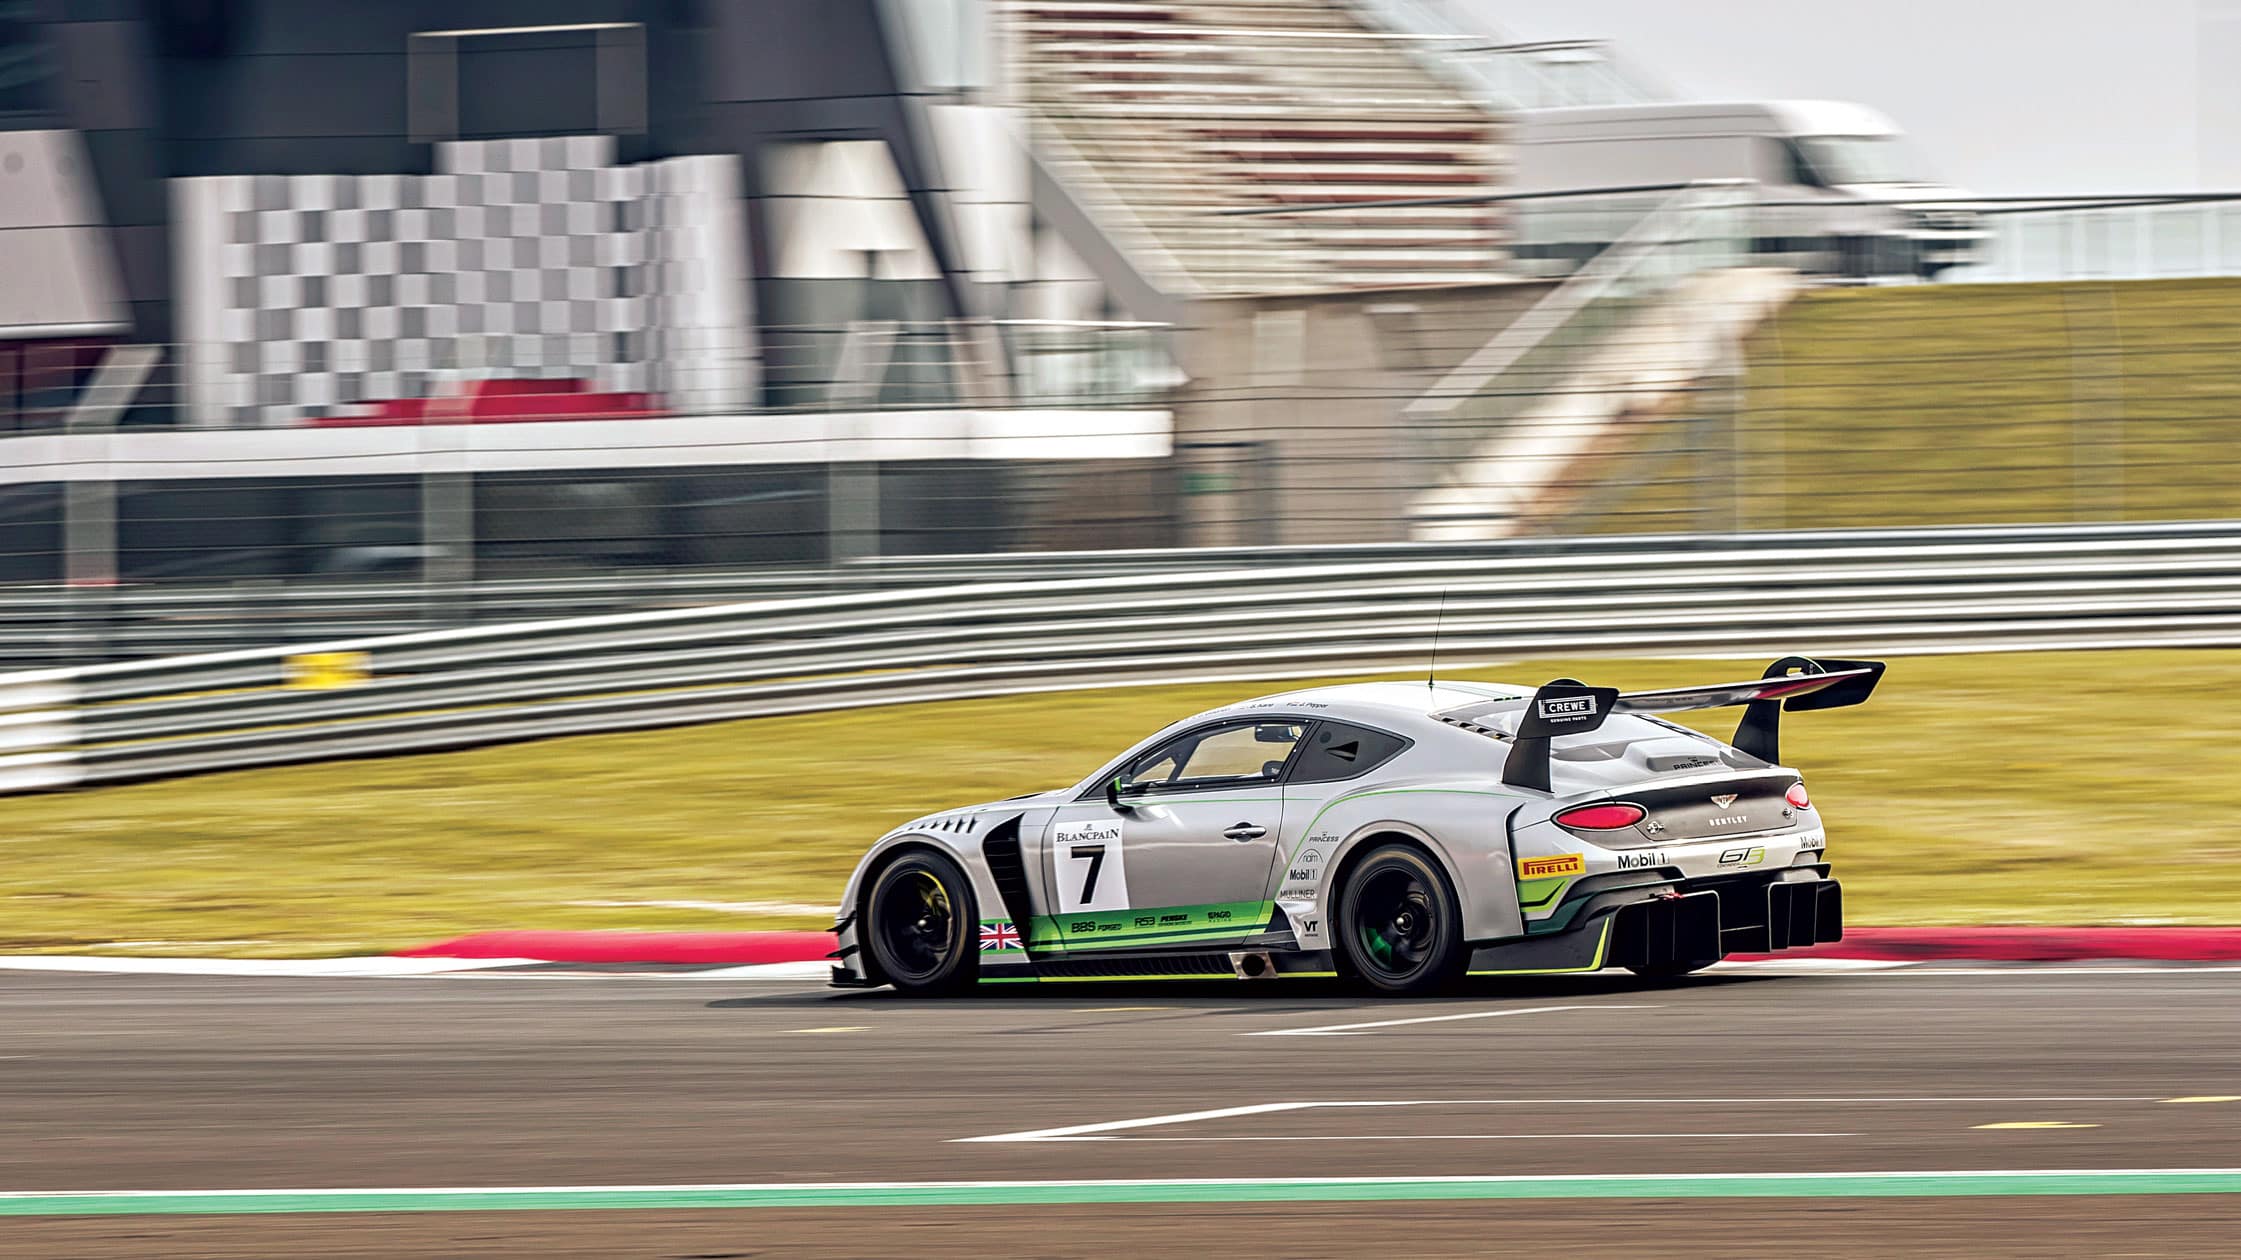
[1449,656,1886,793]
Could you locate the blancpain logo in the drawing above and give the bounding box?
[1710,793,1740,808]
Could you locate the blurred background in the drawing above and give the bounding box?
[0,0,2238,825]
[3,0,2238,656]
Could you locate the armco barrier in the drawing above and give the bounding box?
[0,521,2236,793]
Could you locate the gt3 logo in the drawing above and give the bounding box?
[1719,846,1766,867]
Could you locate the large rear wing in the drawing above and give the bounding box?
[1442,656,1886,793]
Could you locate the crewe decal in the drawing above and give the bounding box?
[1517,853,1585,880]
[1054,818,1129,912]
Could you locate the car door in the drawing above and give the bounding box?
[1038,718,1305,953]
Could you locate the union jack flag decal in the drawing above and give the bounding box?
[979,920,1022,952]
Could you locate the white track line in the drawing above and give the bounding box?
[957,1096,2175,1143]
[957,1102,1321,1143]
[1048,1131,1863,1142]
[1248,1003,1657,1037]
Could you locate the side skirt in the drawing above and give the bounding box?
[976,948,1340,985]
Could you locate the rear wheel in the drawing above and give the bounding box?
[1334,844,1466,995]
[863,850,977,995]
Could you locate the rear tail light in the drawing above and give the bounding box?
[1555,802,1646,830]
[1786,782,1811,809]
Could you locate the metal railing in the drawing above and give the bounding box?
[3,520,2235,794]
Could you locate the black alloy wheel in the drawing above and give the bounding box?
[1335,844,1466,995]
[864,850,977,995]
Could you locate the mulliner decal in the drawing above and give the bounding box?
[1054,819,1128,912]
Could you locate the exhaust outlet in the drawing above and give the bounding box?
[1229,951,1273,979]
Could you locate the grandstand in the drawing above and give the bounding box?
[1011,0,1507,292]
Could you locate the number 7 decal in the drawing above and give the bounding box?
[1071,844,1106,903]
[1053,819,1129,912]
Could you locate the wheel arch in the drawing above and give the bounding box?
[842,834,990,986]
[1304,805,1524,946]
[851,838,983,990]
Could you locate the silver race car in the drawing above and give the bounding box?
[831,656,1883,995]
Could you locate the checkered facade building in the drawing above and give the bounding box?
[176,135,753,428]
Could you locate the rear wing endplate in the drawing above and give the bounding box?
[1468,656,1885,793]
[1499,678,1619,795]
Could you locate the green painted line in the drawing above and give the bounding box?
[1032,973,1237,983]
[1515,876,1571,910]
[7,1171,2240,1216]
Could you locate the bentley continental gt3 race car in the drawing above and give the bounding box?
[831,656,1884,995]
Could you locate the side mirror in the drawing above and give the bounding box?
[1105,774,1144,814]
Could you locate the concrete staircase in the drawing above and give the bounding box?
[1010,0,1507,295]
[1408,267,1800,540]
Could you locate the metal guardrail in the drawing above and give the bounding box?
[2,521,2237,794]
[10,519,2238,664]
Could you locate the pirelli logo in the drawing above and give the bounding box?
[1519,853,1586,880]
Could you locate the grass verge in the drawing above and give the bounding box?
[3,648,2237,955]
[1585,277,2241,533]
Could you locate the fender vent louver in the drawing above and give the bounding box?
[980,815,1035,946]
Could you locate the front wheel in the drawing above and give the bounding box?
[863,850,977,995]
[1334,844,1467,995]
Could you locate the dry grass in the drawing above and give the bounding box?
[3,648,2237,955]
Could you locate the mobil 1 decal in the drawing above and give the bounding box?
[1055,818,1130,912]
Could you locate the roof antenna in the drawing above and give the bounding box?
[1426,587,1450,689]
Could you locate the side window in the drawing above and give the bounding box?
[1120,721,1304,792]
[1778,138,1825,188]
[1287,721,1411,784]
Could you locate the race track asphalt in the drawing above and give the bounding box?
[3,965,2238,1257]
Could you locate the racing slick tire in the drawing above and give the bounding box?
[863,849,978,995]
[1334,843,1467,996]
